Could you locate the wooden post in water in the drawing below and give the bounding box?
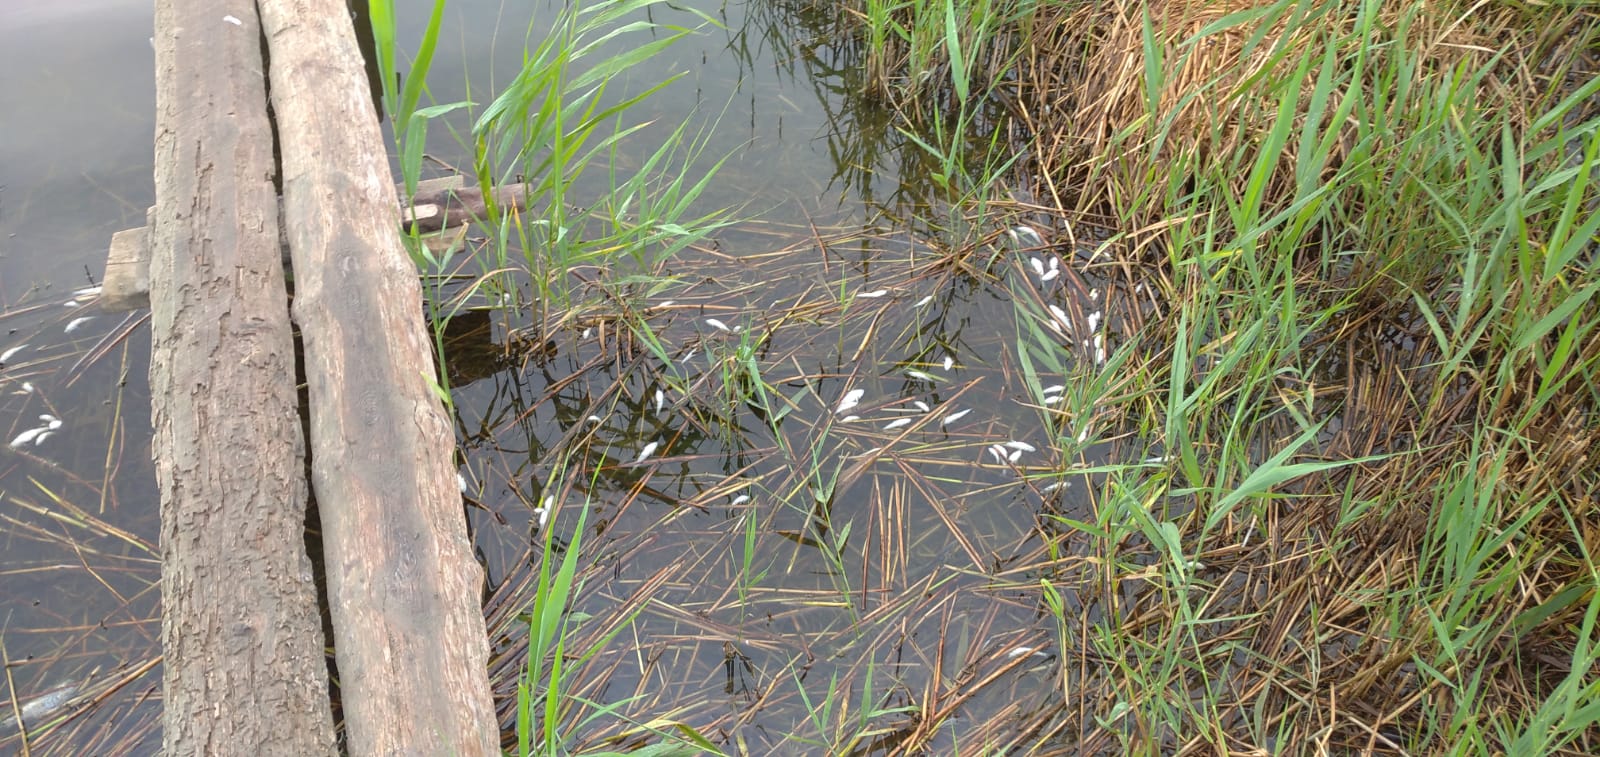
[255,0,500,753]
[148,0,337,753]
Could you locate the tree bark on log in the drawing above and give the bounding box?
[149,0,337,754]
[255,1,500,753]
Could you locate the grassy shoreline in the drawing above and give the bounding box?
[354,0,1600,753]
[845,0,1600,751]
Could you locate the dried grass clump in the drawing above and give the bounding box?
[1018,0,1596,224]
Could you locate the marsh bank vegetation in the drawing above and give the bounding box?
[2,0,1596,753]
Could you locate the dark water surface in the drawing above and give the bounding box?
[2,1,1086,752]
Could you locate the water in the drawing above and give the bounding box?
[1,1,1097,752]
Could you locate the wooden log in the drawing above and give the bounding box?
[148,0,336,753]
[255,1,499,753]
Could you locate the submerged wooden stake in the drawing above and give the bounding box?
[256,0,499,752]
[148,0,336,753]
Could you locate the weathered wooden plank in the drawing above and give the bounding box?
[101,176,495,312]
[148,0,336,753]
[255,0,499,753]
[404,182,531,232]
[103,217,150,311]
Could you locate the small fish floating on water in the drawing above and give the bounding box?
[941,409,971,426]
[835,388,865,414]
[636,441,661,464]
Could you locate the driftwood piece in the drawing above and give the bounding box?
[101,176,502,312]
[148,0,337,753]
[255,0,499,753]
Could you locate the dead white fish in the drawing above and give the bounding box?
[73,285,103,299]
[906,369,937,382]
[1048,305,1073,332]
[65,317,95,334]
[0,683,79,732]
[913,295,934,307]
[1006,646,1047,659]
[581,327,593,339]
[912,400,931,413]
[585,415,603,424]
[657,300,676,309]
[1029,257,1045,277]
[1048,256,1060,273]
[17,382,34,394]
[883,418,913,430]
[1041,385,1065,397]
[1040,268,1060,282]
[941,355,954,371]
[636,441,661,463]
[62,299,80,308]
[1006,225,1043,248]
[9,427,48,448]
[1008,449,1023,463]
[841,415,861,423]
[41,414,62,430]
[1094,334,1107,365]
[1087,311,1102,334]
[987,444,1008,463]
[730,494,751,506]
[1004,440,1036,452]
[836,388,865,414]
[705,318,731,333]
[941,409,970,426]
[857,289,889,299]
[456,473,468,493]
[34,431,52,445]
[1,344,28,363]
[533,495,554,530]
[654,389,666,414]
[223,14,242,25]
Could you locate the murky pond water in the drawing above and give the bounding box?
[1,1,1114,752]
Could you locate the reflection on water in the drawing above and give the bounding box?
[0,0,1087,752]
